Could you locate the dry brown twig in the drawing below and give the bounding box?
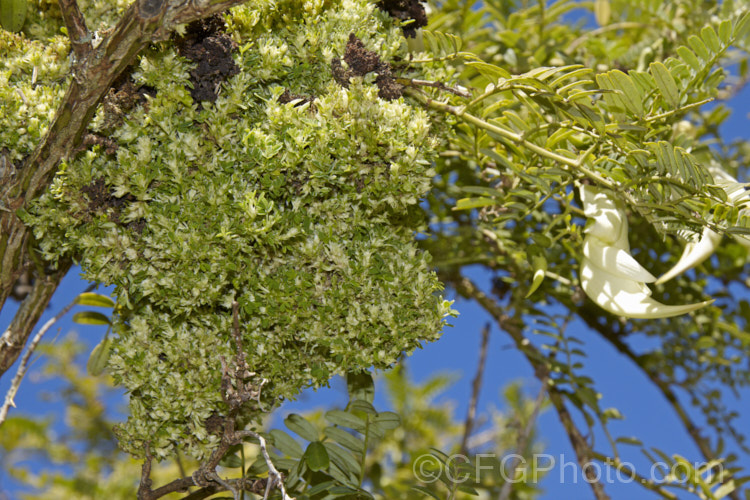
[0,283,96,426]
[459,322,490,455]
[137,301,293,500]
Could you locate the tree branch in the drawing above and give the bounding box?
[58,0,91,59]
[498,382,547,500]
[451,276,611,500]
[459,322,490,455]
[0,261,71,375]
[0,0,251,378]
[576,303,741,500]
[0,281,94,425]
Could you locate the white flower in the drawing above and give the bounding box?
[579,185,712,318]
[656,164,750,284]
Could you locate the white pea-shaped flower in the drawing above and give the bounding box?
[656,164,750,284]
[579,185,713,318]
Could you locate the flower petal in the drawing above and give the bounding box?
[583,236,657,283]
[581,259,712,319]
[655,227,721,285]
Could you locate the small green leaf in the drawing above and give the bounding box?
[454,197,496,211]
[306,480,337,496]
[687,35,710,62]
[466,61,511,81]
[311,363,329,380]
[718,19,732,44]
[73,311,111,326]
[602,407,624,421]
[594,0,610,26]
[609,70,644,117]
[285,413,319,442]
[245,456,269,476]
[371,411,400,430]
[346,372,374,403]
[269,429,303,458]
[323,442,362,480]
[714,480,738,500]
[411,486,441,499]
[525,251,547,298]
[0,0,27,32]
[457,484,480,496]
[649,62,680,108]
[695,336,716,349]
[325,410,366,432]
[735,11,750,40]
[87,337,113,376]
[616,436,643,446]
[676,46,702,72]
[324,426,365,453]
[700,26,721,53]
[75,293,115,308]
[303,441,329,471]
[348,400,377,416]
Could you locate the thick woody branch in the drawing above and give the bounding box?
[0,280,93,425]
[0,261,71,375]
[0,0,250,378]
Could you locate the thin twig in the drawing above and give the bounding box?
[257,433,294,500]
[577,303,742,500]
[207,471,238,500]
[396,78,472,98]
[497,382,547,500]
[0,263,72,376]
[591,451,678,499]
[0,283,95,426]
[452,276,611,500]
[459,323,490,455]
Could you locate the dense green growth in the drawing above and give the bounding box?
[4,0,750,498]
[10,0,453,459]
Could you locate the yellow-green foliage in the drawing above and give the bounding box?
[20,0,454,460]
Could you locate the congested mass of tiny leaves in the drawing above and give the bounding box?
[17,0,454,460]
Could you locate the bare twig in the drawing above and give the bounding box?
[0,283,95,426]
[452,276,611,500]
[498,382,547,500]
[396,77,472,98]
[460,322,490,455]
[577,303,741,500]
[255,432,294,500]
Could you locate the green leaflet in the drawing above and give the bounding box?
[0,0,26,32]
